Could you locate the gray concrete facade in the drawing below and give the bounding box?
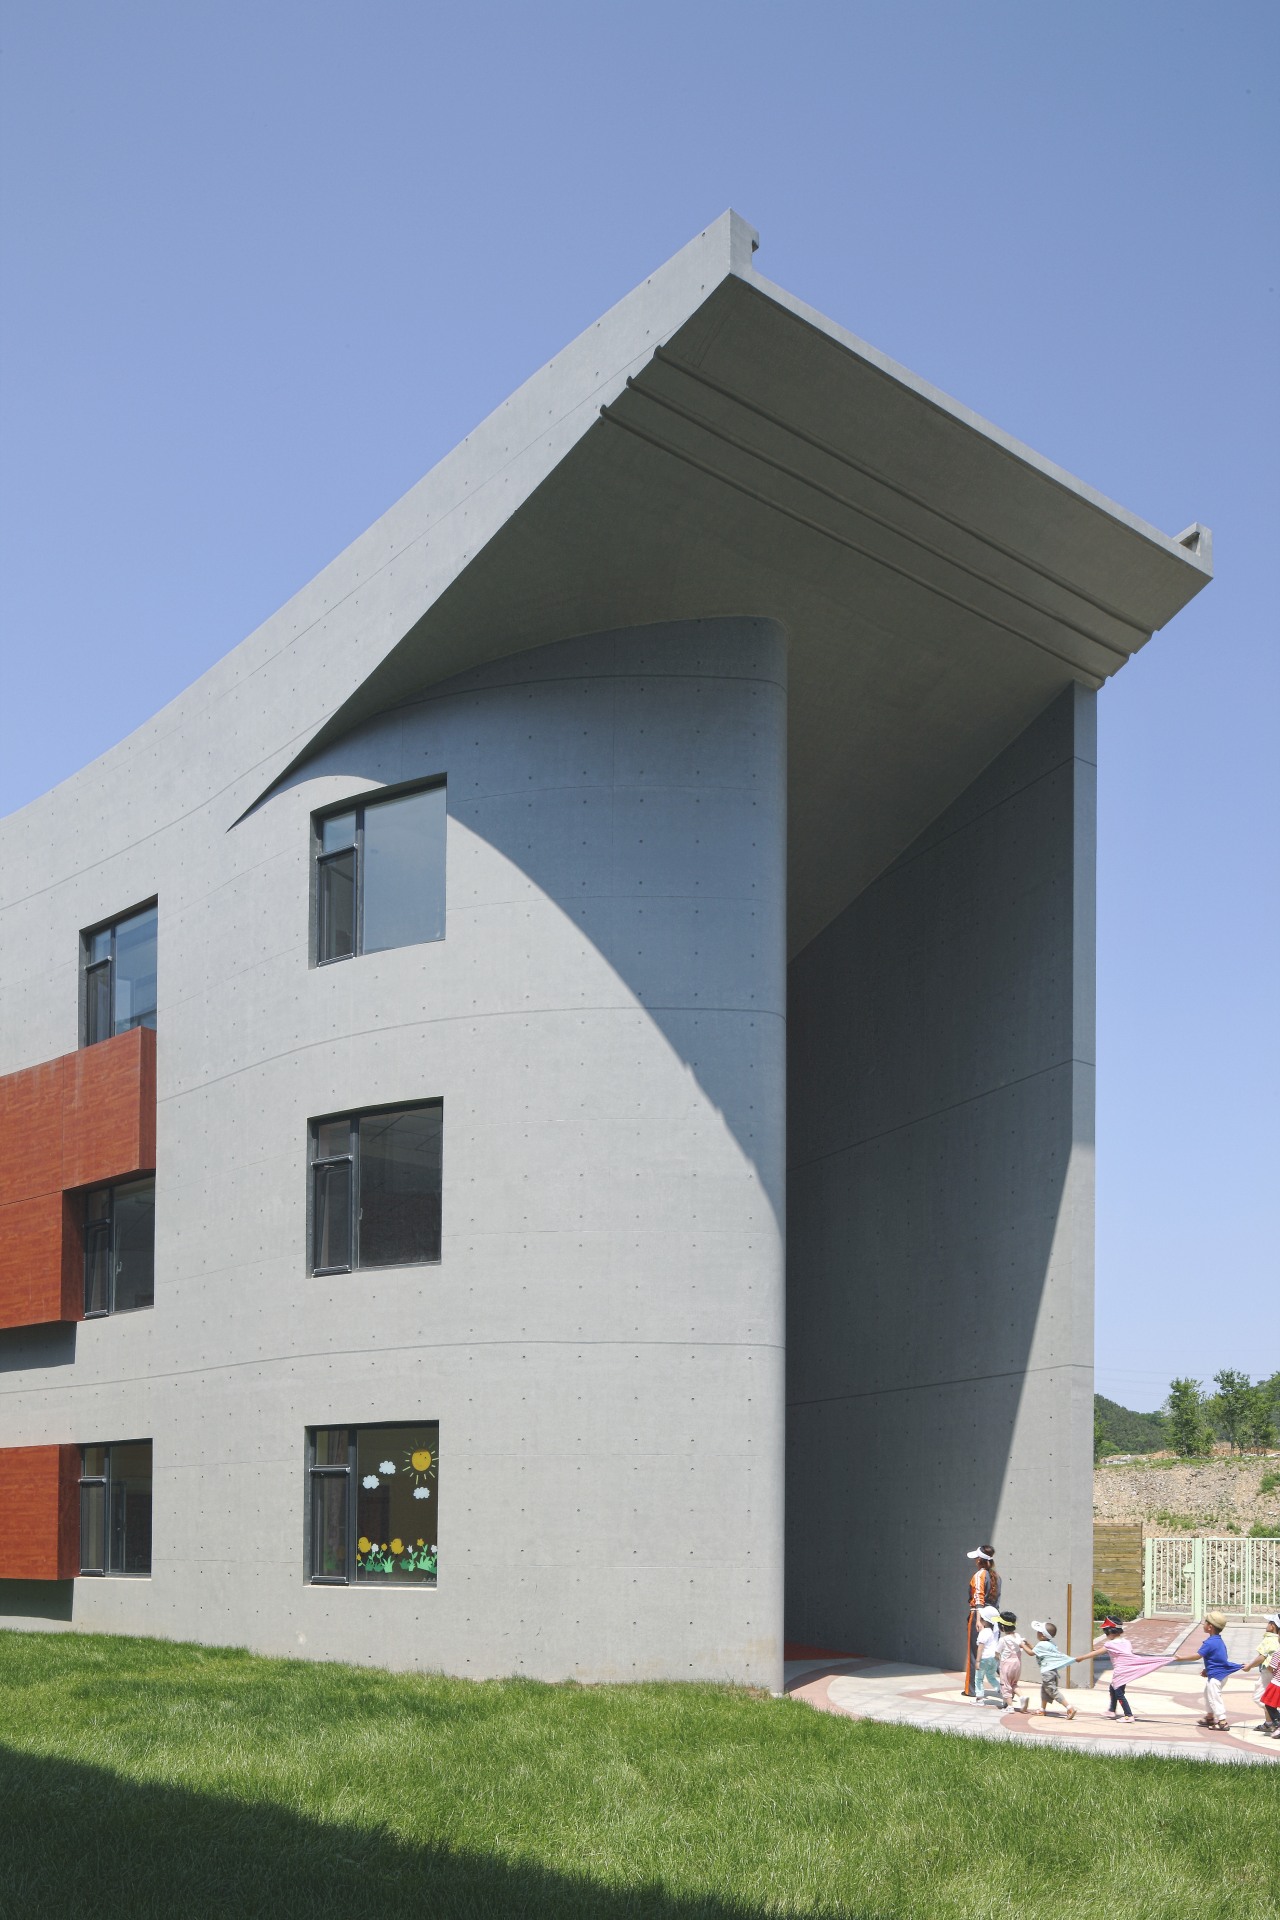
[0,619,786,1684]
[0,214,1208,1680]
[786,688,1096,1668]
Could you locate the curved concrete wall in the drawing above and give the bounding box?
[0,618,787,1687]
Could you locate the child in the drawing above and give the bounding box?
[974,1604,1003,1704]
[1066,1615,1177,1715]
[1169,1609,1241,1730]
[1087,1616,1138,1720]
[996,1611,1028,1712]
[1021,1619,1076,1720]
[1240,1611,1280,1735]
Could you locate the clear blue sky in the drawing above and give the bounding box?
[2,3,1275,1409]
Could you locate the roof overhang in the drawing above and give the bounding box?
[258,212,1211,954]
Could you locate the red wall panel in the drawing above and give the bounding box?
[0,1444,80,1579]
[0,1194,67,1330]
[61,1027,156,1191]
[0,1058,63,1210]
[0,1029,155,1329]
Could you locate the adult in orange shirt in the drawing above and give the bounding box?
[963,1545,1000,1695]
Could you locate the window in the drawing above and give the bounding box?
[79,1441,152,1575]
[310,1104,442,1273]
[82,904,157,1044]
[315,784,445,964]
[307,1424,439,1585]
[84,1179,155,1315]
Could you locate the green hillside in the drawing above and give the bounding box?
[1094,1395,1167,1455]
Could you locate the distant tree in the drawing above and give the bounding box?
[1092,1394,1168,1454]
[1212,1370,1254,1454]
[1166,1378,1211,1457]
[1242,1385,1277,1453]
[1094,1403,1112,1462]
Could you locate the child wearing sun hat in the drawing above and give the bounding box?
[1170,1610,1242,1730]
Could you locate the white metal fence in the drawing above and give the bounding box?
[1144,1535,1280,1618]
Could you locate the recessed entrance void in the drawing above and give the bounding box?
[787,686,1095,1671]
[277,618,1093,1682]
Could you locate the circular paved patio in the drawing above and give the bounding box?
[784,1624,1279,1765]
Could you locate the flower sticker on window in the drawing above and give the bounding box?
[379,1460,396,1475]
[362,1474,380,1489]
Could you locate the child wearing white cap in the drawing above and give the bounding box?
[1019,1620,1077,1720]
[1240,1611,1280,1735]
[973,1604,1003,1704]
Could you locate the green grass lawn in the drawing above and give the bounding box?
[0,1632,1270,1919]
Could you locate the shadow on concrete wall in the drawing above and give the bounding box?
[784,689,1093,1668]
[0,1746,813,1920]
[0,1323,76,1373]
[267,620,788,1226]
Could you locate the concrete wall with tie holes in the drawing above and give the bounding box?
[785,685,1096,1671]
[0,616,788,1687]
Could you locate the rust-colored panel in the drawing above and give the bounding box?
[0,1028,154,1328]
[0,1444,75,1580]
[61,1027,156,1190]
[0,1056,63,1209]
[0,1193,70,1329]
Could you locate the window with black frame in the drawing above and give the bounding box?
[310,1104,442,1273]
[79,1441,152,1575]
[82,904,158,1044]
[314,783,445,965]
[84,1179,155,1315]
[307,1423,439,1585]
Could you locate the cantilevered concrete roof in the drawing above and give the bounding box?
[108,210,1172,955]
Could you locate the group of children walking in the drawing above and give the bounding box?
[972,1599,1280,1731]
[972,1608,1078,1718]
[962,1544,1280,1732]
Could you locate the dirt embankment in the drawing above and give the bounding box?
[1093,1457,1280,1533]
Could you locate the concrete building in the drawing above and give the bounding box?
[0,213,1209,1687]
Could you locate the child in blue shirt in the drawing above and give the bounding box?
[1019,1619,1077,1720]
[1170,1609,1242,1730]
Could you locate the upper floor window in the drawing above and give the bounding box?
[310,1104,442,1274]
[79,1440,152,1575]
[82,904,157,1044]
[84,1178,155,1316]
[314,783,445,964]
[307,1423,438,1586]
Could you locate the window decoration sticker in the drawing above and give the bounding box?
[405,1444,437,1485]
[356,1537,439,1578]
[379,1460,396,1474]
[362,1474,380,1489]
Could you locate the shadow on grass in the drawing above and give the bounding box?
[0,1745,845,1920]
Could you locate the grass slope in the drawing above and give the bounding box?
[0,1632,1271,1920]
